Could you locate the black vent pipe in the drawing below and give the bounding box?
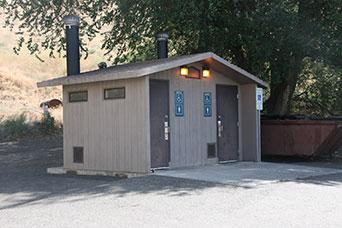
[156,32,169,59]
[63,15,80,76]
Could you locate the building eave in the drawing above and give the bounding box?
[37,52,269,88]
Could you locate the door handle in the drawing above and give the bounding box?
[164,115,170,140]
[218,116,223,137]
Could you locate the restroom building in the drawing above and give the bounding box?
[37,15,268,175]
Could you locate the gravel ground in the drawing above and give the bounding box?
[0,136,342,228]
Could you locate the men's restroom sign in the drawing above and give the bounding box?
[203,92,212,117]
[175,90,184,117]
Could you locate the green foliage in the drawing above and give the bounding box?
[292,58,342,116]
[0,113,62,141]
[0,113,30,139]
[40,112,60,134]
[1,0,341,114]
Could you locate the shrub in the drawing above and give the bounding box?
[0,113,30,139]
[0,112,62,141]
[39,112,61,134]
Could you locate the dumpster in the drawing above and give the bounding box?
[262,119,342,157]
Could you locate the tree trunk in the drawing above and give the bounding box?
[266,56,303,115]
[267,82,291,115]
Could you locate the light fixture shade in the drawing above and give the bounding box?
[180,65,189,76]
[202,66,210,78]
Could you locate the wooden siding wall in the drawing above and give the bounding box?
[63,77,150,173]
[149,63,241,168]
[240,84,260,161]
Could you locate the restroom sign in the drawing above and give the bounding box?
[256,88,263,111]
[175,90,184,117]
[203,92,212,117]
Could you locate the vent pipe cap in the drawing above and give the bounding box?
[63,15,80,27]
[156,32,169,41]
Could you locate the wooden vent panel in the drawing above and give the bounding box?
[73,147,84,163]
[207,143,216,158]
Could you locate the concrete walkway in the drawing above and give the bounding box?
[154,162,342,187]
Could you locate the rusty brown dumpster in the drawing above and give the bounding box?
[261,120,342,157]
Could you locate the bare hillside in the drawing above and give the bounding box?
[0,16,106,121]
[0,73,58,118]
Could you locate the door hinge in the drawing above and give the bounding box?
[237,121,240,127]
[237,94,240,99]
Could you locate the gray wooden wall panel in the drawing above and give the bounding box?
[150,63,240,168]
[63,77,150,173]
[240,84,260,161]
[62,63,259,173]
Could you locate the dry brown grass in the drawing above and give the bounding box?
[0,15,107,122]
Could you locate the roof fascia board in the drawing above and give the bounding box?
[37,53,211,87]
[37,52,269,88]
[211,53,269,88]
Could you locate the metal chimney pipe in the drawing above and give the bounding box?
[63,15,80,76]
[156,32,169,59]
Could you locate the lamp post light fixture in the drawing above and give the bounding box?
[202,65,210,78]
[180,65,189,76]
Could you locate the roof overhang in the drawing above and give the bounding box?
[37,52,269,88]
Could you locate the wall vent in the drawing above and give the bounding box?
[207,143,216,158]
[73,147,84,163]
[104,87,125,100]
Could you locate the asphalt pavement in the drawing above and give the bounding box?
[1,136,342,228]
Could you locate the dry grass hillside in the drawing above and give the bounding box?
[0,16,107,122]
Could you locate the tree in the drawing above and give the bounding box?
[257,0,342,114]
[292,58,342,116]
[1,0,341,114]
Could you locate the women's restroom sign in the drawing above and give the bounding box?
[203,92,212,117]
[175,90,184,117]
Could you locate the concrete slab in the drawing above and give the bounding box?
[47,167,145,178]
[154,162,342,187]
[47,167,67,175]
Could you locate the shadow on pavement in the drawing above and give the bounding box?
[0,136,225,210]
[289,173,342,187]
[1,136,341,210]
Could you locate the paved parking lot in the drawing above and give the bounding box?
[1,136,342,228]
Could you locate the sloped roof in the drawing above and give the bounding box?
[37,52,268,88]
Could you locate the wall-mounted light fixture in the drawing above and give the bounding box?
[202,65,210,78]
[180,65,189,76]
